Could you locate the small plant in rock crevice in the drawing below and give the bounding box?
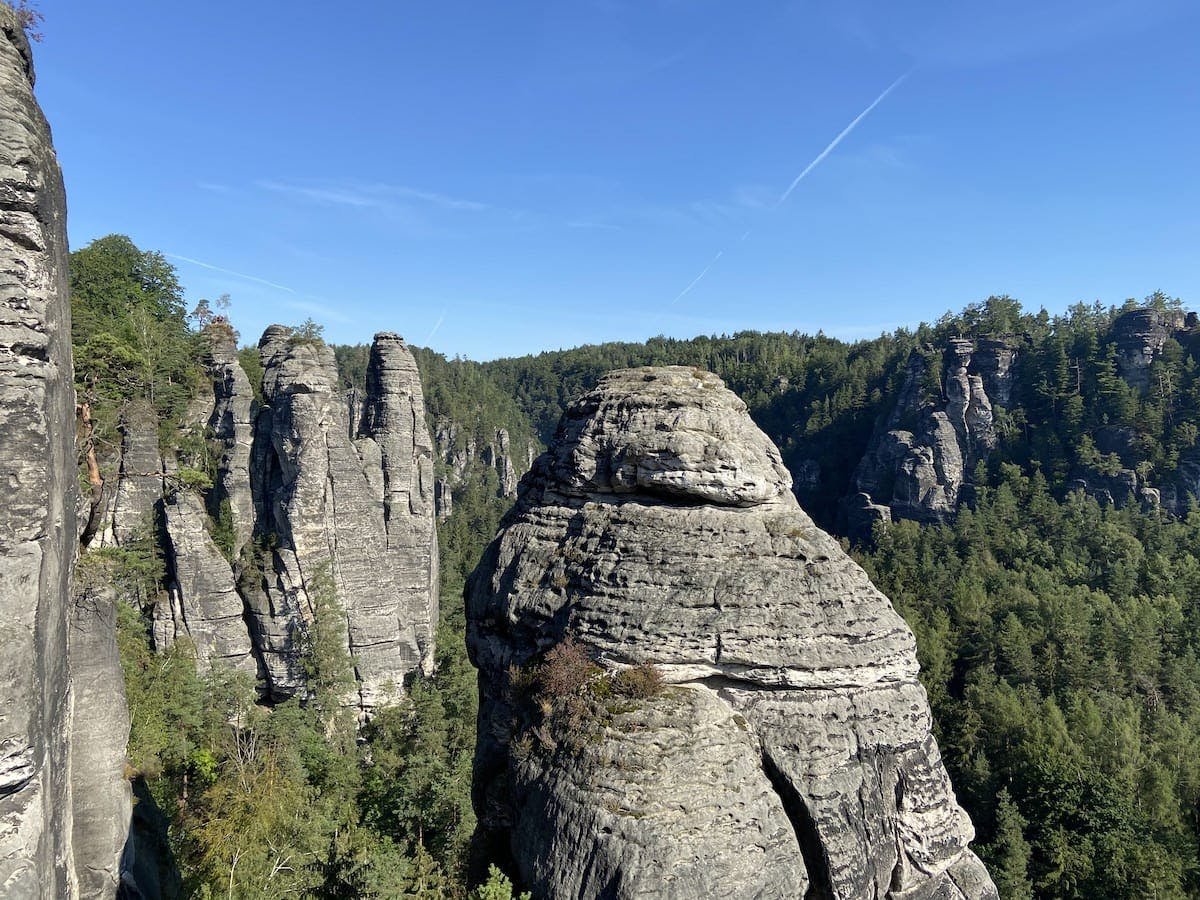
[507,637,666,756]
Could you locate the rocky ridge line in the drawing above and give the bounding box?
[151,324,439,711]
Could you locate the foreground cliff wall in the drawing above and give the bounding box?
[0,8,129,896]
[467,367,996,899]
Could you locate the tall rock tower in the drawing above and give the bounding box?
[468,367,996,899]
[155,326,440,712]
[0,8,131,896]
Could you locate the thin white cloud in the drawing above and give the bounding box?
[775,70,912,209]
[568,220,622,231]
[380,185,487,212]
[165,253,295,293]
[258,180,381,209]
[257,179,489,214]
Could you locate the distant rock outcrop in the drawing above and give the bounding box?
[0,6,131,895]
[1112,307,1188,392]
[468,367,995,899]
[844,335,1024,540]
[434,421,537,519]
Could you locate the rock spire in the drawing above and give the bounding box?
[468,366,996,899]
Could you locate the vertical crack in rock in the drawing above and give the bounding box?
[760,748,834,900]
[468,366,997,900]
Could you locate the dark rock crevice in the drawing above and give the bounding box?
[761,748,834,900]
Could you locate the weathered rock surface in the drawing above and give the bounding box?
[845,336,1022,540]
[107,412,164,547]
[0,7,130,894]
[511,687,809,899]
[847,349,970,536]
[358,332,439,687]
[144,327,440,710]
[240,328,437,707]
[1112,308,1187,391]
[204,322,255,556]
[160,492,256,673]
[68,582,132,899]
[468,366,995,900]
[972,335,1021,408]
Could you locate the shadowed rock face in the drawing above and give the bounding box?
[205,322,255,556]
[0,8,130,895]
[468,367,996,900]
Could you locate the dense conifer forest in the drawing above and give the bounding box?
[75,234,1200,898]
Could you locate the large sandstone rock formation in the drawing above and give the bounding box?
[468,367,996,900]
[152,325,439,711]
[1111,307,1189,392]
[0,8,130,896]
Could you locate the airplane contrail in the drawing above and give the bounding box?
[663,69,910,309]
[426,307,447,342]
[166,253,296,293]
[775,70,912,209]
[670,250,724,305]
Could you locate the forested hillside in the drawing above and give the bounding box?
[72,236,522,898]
[409,291,1200,899]
[71,232,1200,898]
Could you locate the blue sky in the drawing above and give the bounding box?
[33,0,1200,359]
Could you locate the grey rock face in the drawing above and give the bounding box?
[104,409,163,547]
[69,583,133,899]
[358,332,439,683]
[848,350,968,535]
[0,8,129,894]
[511,687,809,899]
[1067,469,1140,508]
[846,336,1018,540]
[1111,308,1187,391]
[160,492,256,673]
[880,412,965,526]
[241,329,437,707]
[973,335,1021,408]
[434,419,534,519]
[204,322,255,556]
[468,366,995,900]
[1162,446,1200,516]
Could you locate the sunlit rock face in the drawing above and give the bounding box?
[1111,307,1188,392]
[154,326,439,712]
[0,7,130,896]
[468,366,997,900]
